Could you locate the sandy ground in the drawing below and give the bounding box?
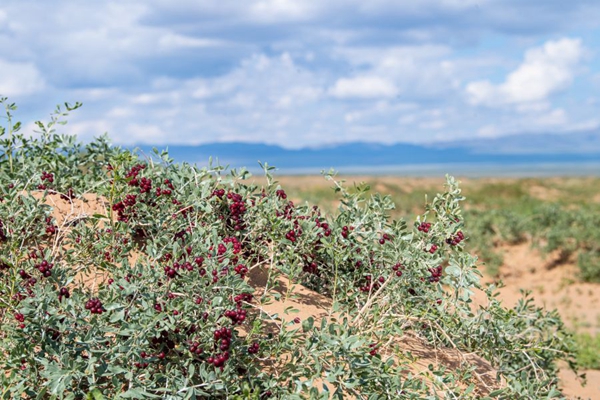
[488,243,600,399]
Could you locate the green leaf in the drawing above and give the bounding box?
[109,309,125,323]
[87,388,105,400]
[302,316,314,332]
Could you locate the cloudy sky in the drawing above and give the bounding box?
[1,1,600,148]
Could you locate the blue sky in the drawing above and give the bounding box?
[1,0,599,148]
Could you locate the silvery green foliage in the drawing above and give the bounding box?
[0,100,579,399]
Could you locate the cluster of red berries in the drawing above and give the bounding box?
[303,260,319,275]
[248,342,260,354]
[58,287,70,301]
[417,222,432,233]
[226,192,246,231]
[341,225,353,238]
[45,217,57,235]
[125,163,146,186]
[276,200,295,220]
[18,268,32,281]
[211,188,226,198]
[189,341,204,357]
[176,260,194,272]
[427,244,438,254]
[138,177,152,193]
[14,312,25,329]
[85,298,105,314]
[38,171,54,190]
[210,268,221,284]
[223,236,242,255]
[233,292,253,307]
[360,275,384,292]
[112,200,131,222]
[446,231,465,246]
[207,352,230,369]
[233,264,248,278]
[368,342,379,356]
[379,233,392,245]
[216,243,227,257]
[285,229,299,242]
[391,263,404,277]
[292,218,305,238]
[35,260,53,278]
[209,327,233,368]
[112,167,180,221]
[428,265,443,283]
[276,189,287,199]
[164,264,178,279]
[315,219,331,237]
[224,308,247,325]
[174,229,187,242]
[11,292,26,305]
[124,194,137,207]
[134,361,149,369]
[155,178,174,197]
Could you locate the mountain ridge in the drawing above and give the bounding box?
[132,130,600,174]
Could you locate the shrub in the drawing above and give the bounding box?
[0,99,580,399]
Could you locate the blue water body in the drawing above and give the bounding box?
[132,140,600,177]
[275,162,600,177]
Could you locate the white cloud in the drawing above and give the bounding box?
[477,125,499,138]
[0,59,45,97]
[106,107,134,118]
[533,108,567,127]
[467,38,584,106]
[331,45,463,99]
[419,120,446,130]
[124,123,167,144]
[398,114,417,125]
[158,33,226,50]
[567,118,599,131]
[64,119,114,141]
[248,0,318,22]
[329,76,398,99]
[515,101,550,113]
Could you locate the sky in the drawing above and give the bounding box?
[1,0,600,149]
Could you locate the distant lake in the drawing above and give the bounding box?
[271,162,600,177]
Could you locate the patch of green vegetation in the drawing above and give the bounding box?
[575,332,600,369]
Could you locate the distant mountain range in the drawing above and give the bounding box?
[133,130,600,175]
[431,130,600,155]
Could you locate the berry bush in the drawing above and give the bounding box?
[0,99,581,399]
